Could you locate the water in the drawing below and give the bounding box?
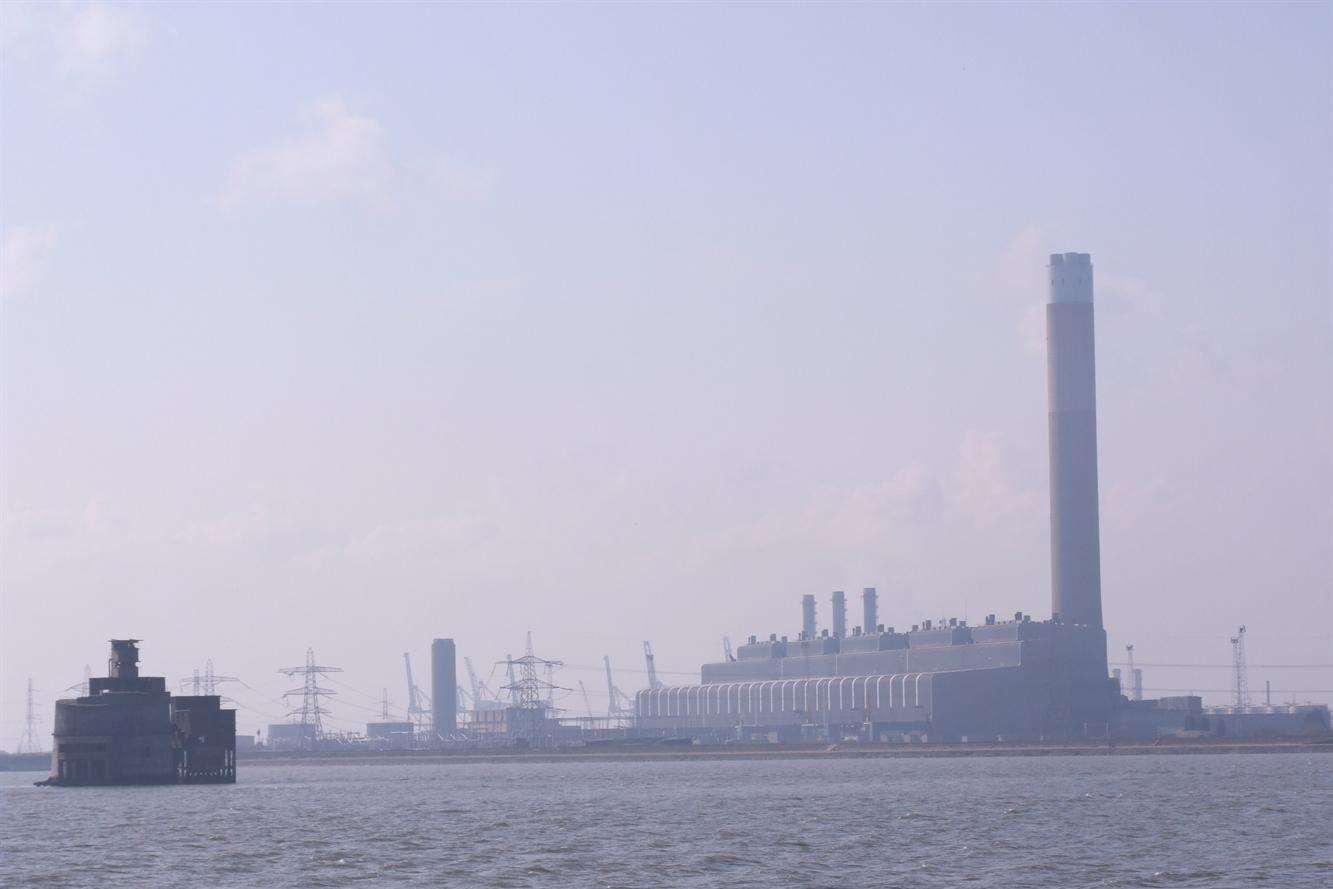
[2,753,1330,887]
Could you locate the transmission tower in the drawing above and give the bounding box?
[643,641,664,690]
[64,665,92,697]
[1230,625,1249,711]
[278,648,342,750]
[500,640,566,747]
[182,659,238,697]
[19,678,40,754]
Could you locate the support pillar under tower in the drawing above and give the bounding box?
[1046,252,1104,628]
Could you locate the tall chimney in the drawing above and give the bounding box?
[862,588,878,636]
[801,594,816,640]
[831,591,847,638]
[1047,252,1103,628]
[430,638,457,740]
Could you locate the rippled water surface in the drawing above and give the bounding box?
[3,753,1330,887]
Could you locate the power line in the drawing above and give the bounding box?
[1142,688,1333,694]
[1110,663,1331,669]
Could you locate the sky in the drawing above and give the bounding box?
[1,2,1329,746]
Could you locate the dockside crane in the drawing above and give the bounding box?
[579,680,595,718]
[643,641,664,690]
[464,656,501,708]
[402,652,431,731]
[604,655,634,717]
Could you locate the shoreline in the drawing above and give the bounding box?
[234,738,1333,768]
[7,739,1327,775]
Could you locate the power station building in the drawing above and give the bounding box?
[638,253,1115,742]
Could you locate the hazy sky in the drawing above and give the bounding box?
[2,2,1330,745]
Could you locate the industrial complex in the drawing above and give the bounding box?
[32,254,1328,773]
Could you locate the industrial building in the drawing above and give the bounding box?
[639,254,1116,742]
[44,640,236,785]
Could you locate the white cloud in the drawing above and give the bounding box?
[949,429,1040,528]
[226,96,497,208]
[57,1,147,81]
[1100,274,1164,318]
[226,98,392,205]
[991,226,1050,357]
[994,224,1047,302]
[1,224,58,301]
[1,2,148,85]
[426,155,496,202]
[345,514,497,561]
[5,497,122,540]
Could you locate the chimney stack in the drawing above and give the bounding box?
[801,594,816,640]
[1047,252,1104,628]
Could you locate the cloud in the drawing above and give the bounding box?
[226,96,496,208]
[1,224,58,301]
[1099,274,1164,319]
[5,497,123,541]
[345,514,498,561]
[991,226,1050,357]
[2,2,149,86]
[226,98,392,205]
[57,1,147,81]
[714,429,1037,560]
[426,155,496,202]
[949,429,1040,528]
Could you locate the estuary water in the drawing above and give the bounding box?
[2,753,1329,888]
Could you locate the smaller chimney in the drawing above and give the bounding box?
[831,591,847,638]
[801,594,816,640]
[862,588,878,637]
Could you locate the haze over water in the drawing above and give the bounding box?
[3,3,1330,741]
[4,755,1330,887]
